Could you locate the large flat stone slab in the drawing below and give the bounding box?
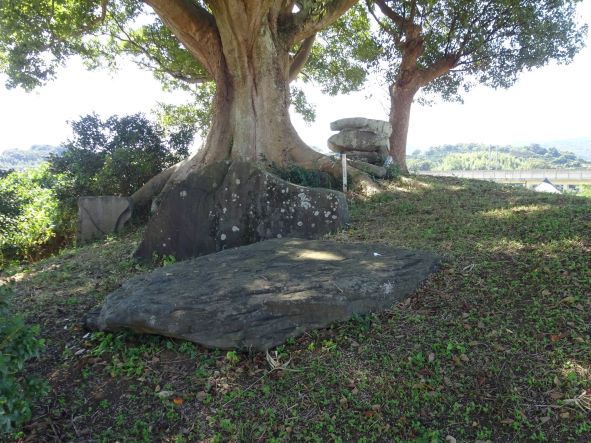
[86,239,440,351]
[328,130,389,154]
[330,117,392,136]
[77,196,132,244]
[134,161,348,262]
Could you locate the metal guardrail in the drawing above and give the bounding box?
[418,169,591,184]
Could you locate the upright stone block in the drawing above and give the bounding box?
[77,196,133,244]
[134,161,348,261]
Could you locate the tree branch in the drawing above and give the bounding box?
[286,0,357,44]
[72,0,109,35]
[143,0,223,79]
[288,33,316,82]
[374,0,422,50]
[374,0,407,31]
[111,32,209,85]
[366,0,401,47]
[418,55,458,85]
[100,0,109,21]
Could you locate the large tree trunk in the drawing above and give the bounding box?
[137,0,377,204]
[154,8,329,193]
[388,84,418,175]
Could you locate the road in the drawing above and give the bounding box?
[417,169,591,186]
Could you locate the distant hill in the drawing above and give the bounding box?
[408,143,591,172]
[541,137,591,161]
[0,145,63,171]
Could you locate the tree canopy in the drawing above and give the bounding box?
[1,1,378,187]
[0,1,587,184]
[371,0,587,100]
[0,1,368,92]
[367,0,587,171]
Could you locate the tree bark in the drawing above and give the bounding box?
[388,84,417,174]
[158,12,322,190]
[136,0,379,203]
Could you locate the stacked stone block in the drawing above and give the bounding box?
[327,117,392,166]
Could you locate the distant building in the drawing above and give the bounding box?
[534,178,561,194]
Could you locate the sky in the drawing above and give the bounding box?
[0,1,590,154]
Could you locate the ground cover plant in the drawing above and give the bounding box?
[0,285,48,434]
[1,176,590,442]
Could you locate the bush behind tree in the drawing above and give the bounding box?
[49,113,192,210]
[0,113,193,265]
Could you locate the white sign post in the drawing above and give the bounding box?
[341,153,347,193]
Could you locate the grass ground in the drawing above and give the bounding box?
[2,176,590,442]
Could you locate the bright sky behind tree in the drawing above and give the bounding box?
[0,0,589,153]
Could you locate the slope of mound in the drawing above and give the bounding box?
[2,176,590,442]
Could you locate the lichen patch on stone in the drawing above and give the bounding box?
[297,192,312,210]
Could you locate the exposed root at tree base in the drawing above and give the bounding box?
[131,154,384,211]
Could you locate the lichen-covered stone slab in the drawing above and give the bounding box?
[77,196,133,244]
[328,130,389,153]
[330,117,392,136]
[134,161,348,261]
[86,239,440,351]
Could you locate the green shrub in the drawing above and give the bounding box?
[268,163,338,189]
[48,113,193,210]
[384,163,402,180]
[0,164,70,264]
[0,113,192,264]
[0,285,48,434]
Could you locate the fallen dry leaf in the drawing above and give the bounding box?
[550,333,567,342]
